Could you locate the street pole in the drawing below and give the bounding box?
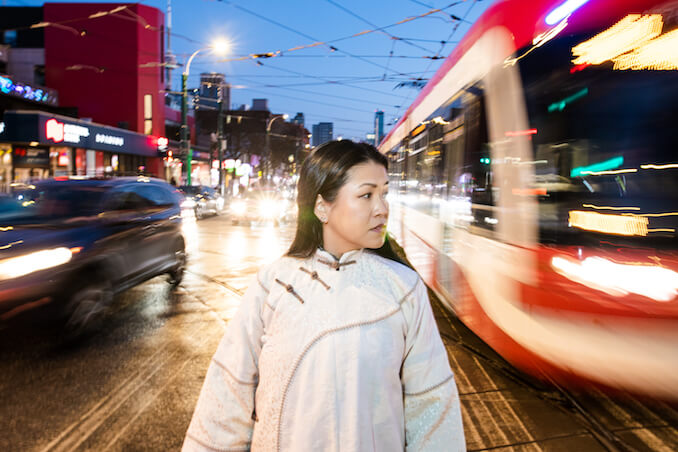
[180,71,192,185]
[217,84,225,195]
[265,120,271,184]
[179,41,228,187]
[264,114,287,185]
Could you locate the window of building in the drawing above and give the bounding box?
[34,65,45,86]
[144,94,153,135]
[3,30,17,47]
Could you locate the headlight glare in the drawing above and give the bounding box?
[0,247,74,280]
[231,201,247,216]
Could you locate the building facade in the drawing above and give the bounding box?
[374,110,384,146]
[292,112,304,127]
[0,3,170,189]
[311,122,333,147]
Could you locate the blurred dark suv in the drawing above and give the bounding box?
[0,177,186,335]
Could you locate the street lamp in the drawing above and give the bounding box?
[264,113,288,183]
[181,39,229,186]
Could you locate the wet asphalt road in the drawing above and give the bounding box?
[0,214,677,451]
[0,215,294,452]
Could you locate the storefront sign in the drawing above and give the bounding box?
[46,118,91,145]
[3,111,158,157]
[95,133,124,147]
[0,74,58,106]
[13,147,50,167]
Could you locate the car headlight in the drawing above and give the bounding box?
[231,200,247,216]
[258,199,279,218]
[0,247,75,281]
[181,198,196,209]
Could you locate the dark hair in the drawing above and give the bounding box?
[286,140,408,267]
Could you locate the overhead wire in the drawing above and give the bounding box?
[323,0,437,55]
[392,0,479,122]
[213,0,417,77]
[210,2,464,65]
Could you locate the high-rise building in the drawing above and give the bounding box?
[365,133,376,146]
[292,112,304,127]
[196,72,230,112]
[252,98,269,111]
[374,110,384,146]
[312,122,333,147]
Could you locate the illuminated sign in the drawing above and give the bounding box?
[0,74,57,105]
[571,156,624,177]
[45,118,91,144]
[58,151,70,167]
[548,88,589,112]
[569,210,649,236]
[545,0,590,25]
[13,147,50,166]
[95,133,124,147]
[45,119,64,143]
[0,121,4,135]
[572,14,678,71]
[157,136,168,150]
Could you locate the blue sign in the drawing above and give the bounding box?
[0,75,58,106]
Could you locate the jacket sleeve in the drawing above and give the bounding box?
[182,272,269,452]
[401,278,466,451]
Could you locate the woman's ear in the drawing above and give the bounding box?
[314,194,328,223]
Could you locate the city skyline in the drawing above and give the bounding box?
[2,0,492,143]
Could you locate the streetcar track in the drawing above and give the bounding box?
[38,286,228,452]
[38,345,175,452]
[186,269,245,296]
[431,296,665,452]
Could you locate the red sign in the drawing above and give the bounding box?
[58,151,69,166]
[45,118,65,143]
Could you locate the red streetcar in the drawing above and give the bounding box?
[380,0,678,399]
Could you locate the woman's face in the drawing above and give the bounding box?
[317,161,389,256]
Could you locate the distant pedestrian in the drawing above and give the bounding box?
[183,140,465,451]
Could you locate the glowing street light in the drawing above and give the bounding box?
[181,39,229,185]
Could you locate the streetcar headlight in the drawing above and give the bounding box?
[0,247,74,281]
[551,256,678,302]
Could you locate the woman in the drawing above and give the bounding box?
[183,140,465,451]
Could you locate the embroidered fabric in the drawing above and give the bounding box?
[404,377,465,451]
[185,249,463,452]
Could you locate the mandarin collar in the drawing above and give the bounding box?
[314,248,364,271]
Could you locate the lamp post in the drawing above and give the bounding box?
[264,113,288,184]
[180,40,228,186]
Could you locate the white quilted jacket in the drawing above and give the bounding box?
[183,248,465,452]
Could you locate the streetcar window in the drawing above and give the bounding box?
[518,11,678,246]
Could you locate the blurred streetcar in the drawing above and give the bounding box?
[380,0,678,399]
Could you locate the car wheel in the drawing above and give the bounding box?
[63,276,113,339]
[168,240,186,287]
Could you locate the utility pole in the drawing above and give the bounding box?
[180,71,192,185]
[217,82,225,195]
